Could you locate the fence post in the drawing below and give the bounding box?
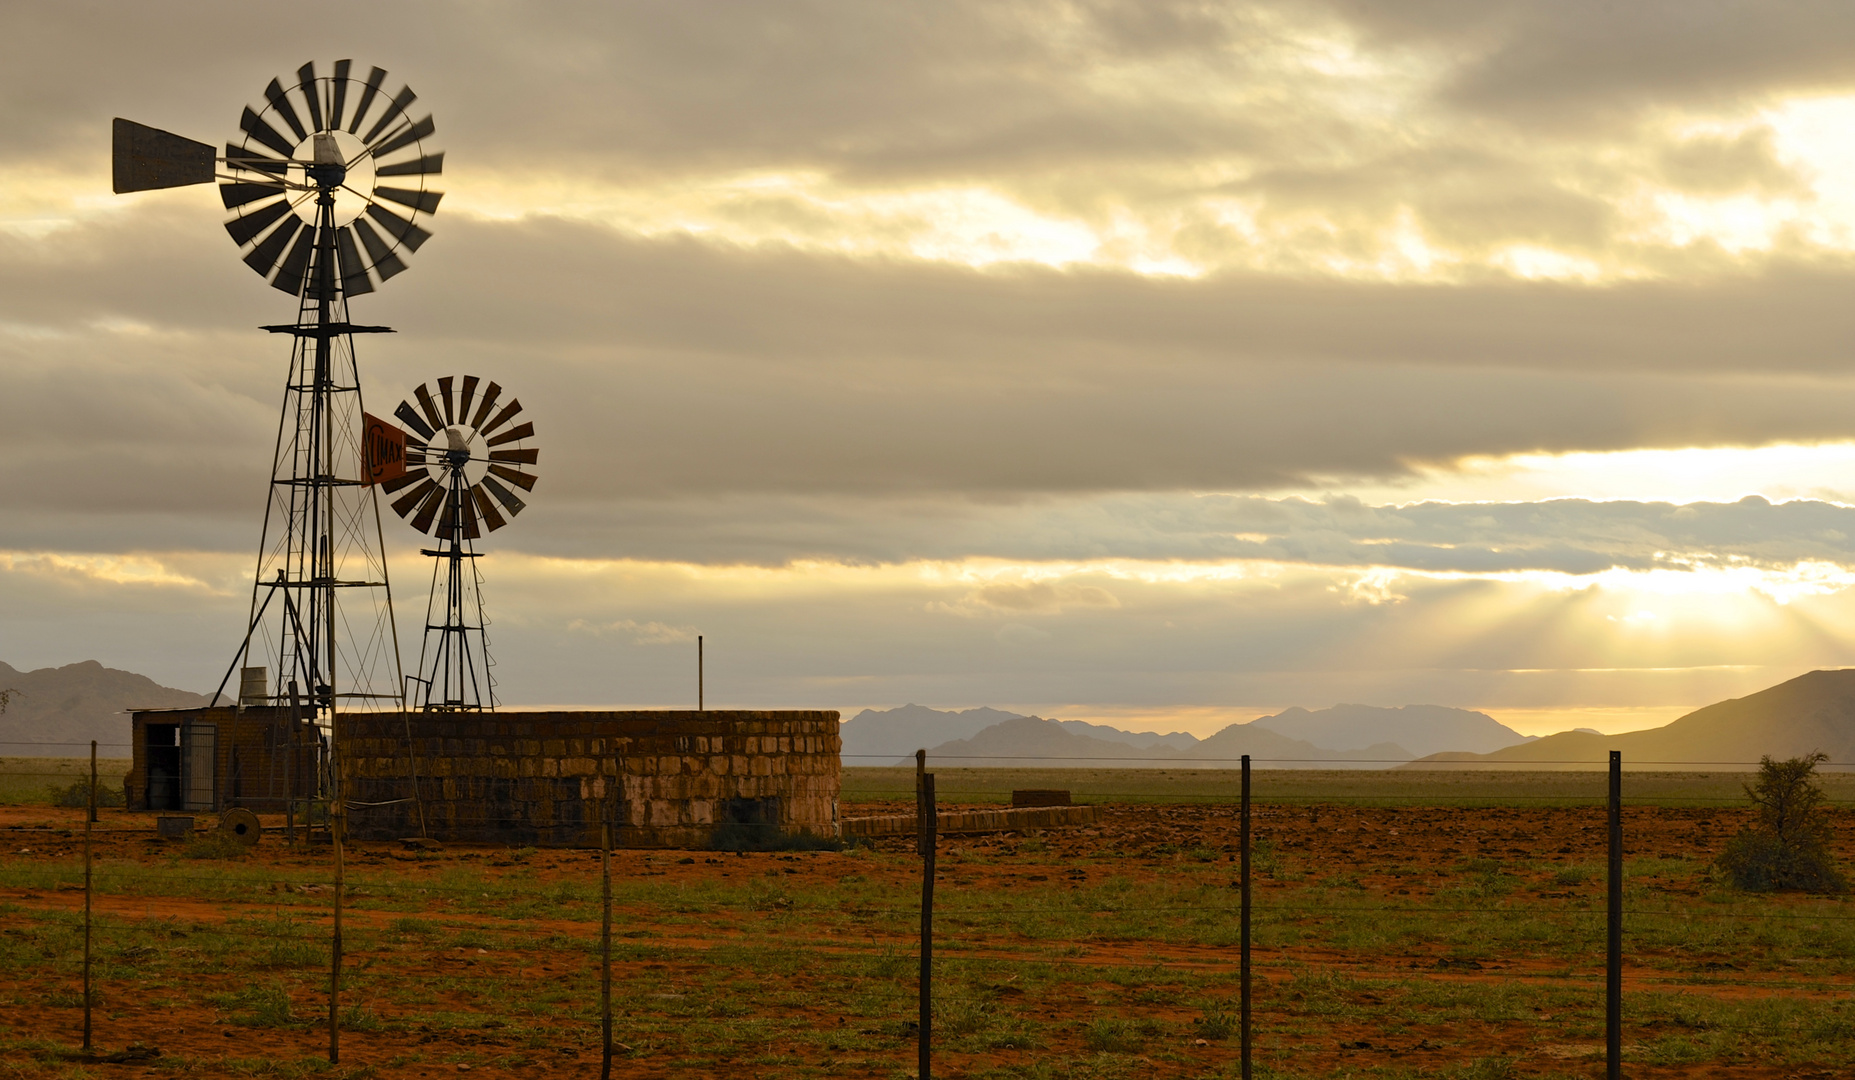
[918,759,936,1080]
[1607,750,1621,1080]
[329,750,344,1062]
[83,739,95,1051]
[286,681,299,846]
[601,816,613,1080]
[1240,753,1251,1080]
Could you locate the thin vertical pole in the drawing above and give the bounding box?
[601,818,613,1080]
[286,681,299,845]
[83,740,95,1051]
[1240,754,1251,1080]
[328,535,343,1065]
[1607,750,1621,1080]
[697,635,704,711]
[918,769,936,1080]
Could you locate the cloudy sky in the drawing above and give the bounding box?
[8,1,1855,738]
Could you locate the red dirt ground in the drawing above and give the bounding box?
[2,801,1851,1078]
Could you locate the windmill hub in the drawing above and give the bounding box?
[443,427,473,470]
[305,131,348,190]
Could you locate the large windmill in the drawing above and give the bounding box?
[113,61,444,727]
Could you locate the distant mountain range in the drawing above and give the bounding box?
[840,704,1030,761]
[1408,669,1855,771]
[0,660,211,756]
[845,701,1535,770]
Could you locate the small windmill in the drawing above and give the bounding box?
[378,377,539,711]
[113,62,444,719]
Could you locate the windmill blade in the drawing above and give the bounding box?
[405,434,429,466]
[481,399,522,437]
[243,217,301,277]
[335,226,374,297]
[394,400,435,441]
[269,224,318,295]
[413,383,444,433]
[225,143,288,176]
[390,477,439,518]
[296,62,325,133]
[468,382,502,429]
[438,376,456,424]
[364,203,432,252]
[375,152,443,178]
[220,181,286,209]
[112,119,214,193]
[350,217,408,281]
[224,198,292,246]
[486,422,533,447]
[371,115,435,159]
[363,85,418,145]
[471,484,507,531]
[347,66,387,135]
[458,376,480,424]
[488,464,537,491]
[263,77,309,143]
[480,474,527,516]
[373,186,443,215]
[240,106,298,158]
[409,483,447,534]
[329,60,352,130]
[380,469,426,495]
[490,447,539,465]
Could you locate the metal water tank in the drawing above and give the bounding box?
[238,666,268,706]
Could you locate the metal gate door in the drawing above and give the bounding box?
[183,722,217,811]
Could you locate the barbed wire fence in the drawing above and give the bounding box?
[0,739,1850,1075]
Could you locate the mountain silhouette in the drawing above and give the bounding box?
[0,660,211,756]
[1407,669,1855,770]
[840,704,1027,762]
[1250,704,1531,758]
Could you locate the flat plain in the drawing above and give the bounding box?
[0,767,1850,1078]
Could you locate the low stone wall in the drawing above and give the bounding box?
[344,710,840,848]
[843,804,1098,839]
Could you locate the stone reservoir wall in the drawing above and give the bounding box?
[343,710,840,848]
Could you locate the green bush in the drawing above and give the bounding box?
[1716,752,1848,893]
[183,831,250,861]
[1082,1017,1145,1053]
[1194,1008,1235,1040]
[49,777,126,808]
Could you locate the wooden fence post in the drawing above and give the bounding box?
[83,740,95,1051]
[917,762,936,1080]
[1607,750,1622,1080]
[1240,753,1251,1080]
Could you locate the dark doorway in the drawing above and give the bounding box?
[146,724,181,810]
